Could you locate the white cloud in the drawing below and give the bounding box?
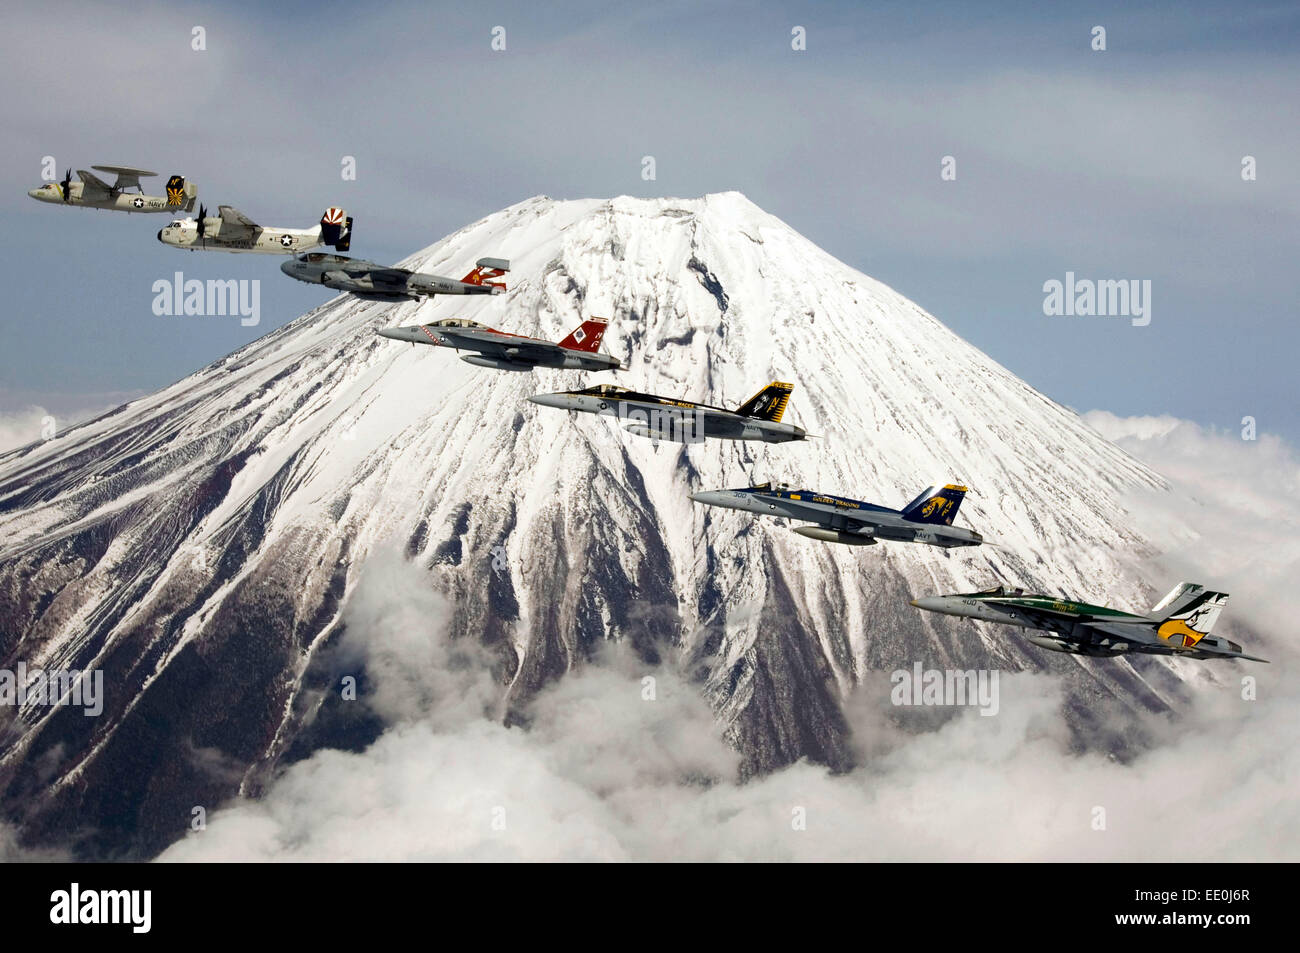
[0,406,56,455]
[158,420,1300,864]
[1083,410,1300,641]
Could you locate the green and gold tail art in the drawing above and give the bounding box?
[1150,584,1229,648]
[735,381,793,421]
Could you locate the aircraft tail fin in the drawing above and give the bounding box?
[1149,583,1230,648]
[461,257,509,291]
[166,175,197,212]
[901,484,968,525]
[320,207,353,251]
[735,382,793,421]
[557,318,608,353]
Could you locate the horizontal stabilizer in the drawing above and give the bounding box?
[460,257,509,288]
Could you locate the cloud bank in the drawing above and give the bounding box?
[156,416,1300,862]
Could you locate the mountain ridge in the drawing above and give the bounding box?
[0,192,1187,858]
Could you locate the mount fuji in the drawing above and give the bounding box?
[0,193,1195,859]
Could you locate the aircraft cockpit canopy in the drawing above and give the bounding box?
[430,318,484,328]
[577,384,630,396]
[301,252,349,264]
[751,481,801,493]
[976,585,1025,597]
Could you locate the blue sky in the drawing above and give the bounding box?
[2,0,1296,442]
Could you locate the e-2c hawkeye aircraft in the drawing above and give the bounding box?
[910,583,1266,661]
[690,482,983,548]
[28,166,196,213]
[379,316,624,372]
[158,205,352,254]
[280,253,508,302]
[527,381,806,443]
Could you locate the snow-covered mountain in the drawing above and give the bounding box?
[0,193,1183,858]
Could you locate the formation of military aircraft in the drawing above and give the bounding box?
[282,253,509,302]
[528,381,805,443]
[910,583,1266,662]
[29,166,196,213]
[380,317,624,372]
[691,482,983,548]
[30,161,1260,664]
[158,206,352,255]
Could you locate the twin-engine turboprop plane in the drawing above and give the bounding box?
[379,317,624,372]
[28,166,196,213]
[527,381,806,443]
[281,254,508,302]
[910,582,1266,661]
[158,206,352,254]
[691,482,983,548]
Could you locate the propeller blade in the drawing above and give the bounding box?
[196,204,207,242]
[61,169,72,203]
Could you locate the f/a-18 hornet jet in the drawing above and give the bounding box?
[379,316,624,372]
[910,582,1266,661]
[28,165,196,213]
[691,482,983,548]
[528,381,805,443]
[281,254,508,302]
[158,205,352,254]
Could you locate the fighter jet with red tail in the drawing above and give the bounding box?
[378,316,624,372]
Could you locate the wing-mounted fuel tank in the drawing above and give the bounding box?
[792,526,878,546]
[460,355,530,371]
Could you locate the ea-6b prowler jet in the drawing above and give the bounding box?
[910,583,1266,661]
[379,316,624,372]
[690,482,983,548]
[158,205,352,254]
[28,166,196,213]
[281,253,508,302]
[527,381,806,443]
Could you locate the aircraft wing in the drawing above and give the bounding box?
[367,267,414,288]
[76,169,112,198]
[779,497,878,534]
[1086,620,1268,662]
[217,205,260,235]
[446,329,555,361]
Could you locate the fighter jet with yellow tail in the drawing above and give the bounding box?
[910,582,1266,661]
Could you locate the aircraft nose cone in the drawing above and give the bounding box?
[377,327,406,341]
[279,260,297,276]
[27,189,40,199]
[690,490,726,506]
[156,229,164,241]
[910,596,946,612]
[527,394,569,410]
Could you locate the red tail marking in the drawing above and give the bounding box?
[558,318,608,353]
[460,265,507,290]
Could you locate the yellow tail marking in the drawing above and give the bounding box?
[1158,619,1206,648]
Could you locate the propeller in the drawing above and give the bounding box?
[196,204,207,244]
[61,169,72,203]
